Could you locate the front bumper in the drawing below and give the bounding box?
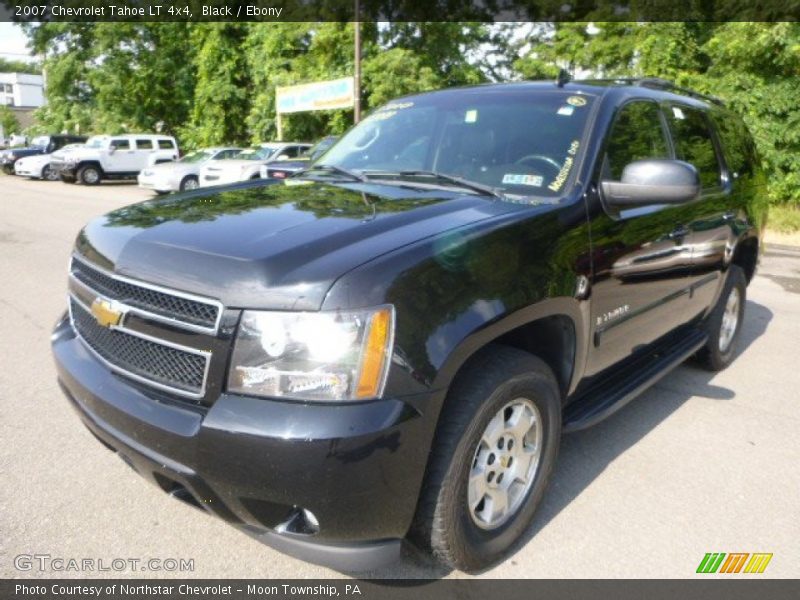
[51,161,77,178]
[14,162,38,177]
[52,314,437,571]
[137,173,176,192]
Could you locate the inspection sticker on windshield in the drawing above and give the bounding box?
[502,173,543,187]
[465,109,478,123]
[557,105,575,116]
[566,95,587,107]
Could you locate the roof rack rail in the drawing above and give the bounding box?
[574,77,725,106]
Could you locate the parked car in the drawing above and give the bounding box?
[138,147,242,193]
[198,142,311,188]
[260,135,339,180]
[50,134,179,185]
[14,143,85,181]
[1,134,87,175]
[52,79,764,573]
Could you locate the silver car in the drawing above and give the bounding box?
[138,147,242,193]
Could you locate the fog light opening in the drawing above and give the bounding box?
[275,506,320,536]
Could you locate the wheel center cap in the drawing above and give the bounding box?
[500,455,510,468]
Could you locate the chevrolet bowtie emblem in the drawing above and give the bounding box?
[90,298,123,328]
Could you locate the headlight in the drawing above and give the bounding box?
[228,306,394,402]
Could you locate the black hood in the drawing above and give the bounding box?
[75,179,523,310]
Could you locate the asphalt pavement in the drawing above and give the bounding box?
[1,175,798,579]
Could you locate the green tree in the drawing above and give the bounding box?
[180,23,251,148]
[0,105,20,137]
[515,22,800,205]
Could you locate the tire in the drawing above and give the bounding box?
[697,265,747,371]
[411,345,561,572]
[2,164,13,175]
[77,164,102,185]
[179,175,199,192]
[42,165,59,181]
[60,175,76,184]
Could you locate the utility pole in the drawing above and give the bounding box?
[353,0,361,124]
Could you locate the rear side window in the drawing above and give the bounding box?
[110,139,130,150]
[603,101,670,181]
[712,114,757,178]
[136,139,154,150]
[666,105,722,189]
[158,139,175,149]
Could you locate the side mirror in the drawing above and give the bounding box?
[601,159,700,207]
[108,146,117,155]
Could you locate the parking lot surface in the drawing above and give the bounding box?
[1,175,798,579]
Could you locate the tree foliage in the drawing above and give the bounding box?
[515,22,800,204]
[20,21,798,206]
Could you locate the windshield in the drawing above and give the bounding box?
[321,89,596,199]
[236,146,278,161]
[85,136,107,149]
[31,136,50,148]
[180,150,213,164]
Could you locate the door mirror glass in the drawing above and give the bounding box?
[601,159,701,207]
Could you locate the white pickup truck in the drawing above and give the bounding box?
[50,134,179,185]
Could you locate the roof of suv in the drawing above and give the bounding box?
[398,79,724,112]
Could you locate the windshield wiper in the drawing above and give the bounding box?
[362,169,504,199]
[294,164,366,182]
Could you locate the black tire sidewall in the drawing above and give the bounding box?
[427,352,562,571]
[703,265,747,370]
[180,176,198,191]
[78,165,101,185]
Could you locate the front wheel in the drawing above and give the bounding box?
[411,345,561,572]
[42,165,59,181]
[77,165,101,185]
[697,265,747,371]
[179,175,199,191]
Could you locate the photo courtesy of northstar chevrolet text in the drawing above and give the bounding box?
[1,0,798,594]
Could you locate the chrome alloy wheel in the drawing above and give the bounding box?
[719,286,741,352]
[468,398,543,530]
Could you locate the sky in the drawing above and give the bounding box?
[0,23,35,62]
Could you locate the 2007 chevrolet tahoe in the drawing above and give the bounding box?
[52,78,765,572]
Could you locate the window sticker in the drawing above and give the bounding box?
[465,109,478,123]
[566,95,587,107]
[557,105,575,116]
[672,106,685,120]
[502,173,543,187]
[548,140,580,192]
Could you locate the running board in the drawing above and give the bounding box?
[563,328,708,433]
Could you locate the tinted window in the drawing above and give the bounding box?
[158,139,175,149]
[666,105,721,188]
[603,101,669,181]
[136,139,154,150]
[110,139,130,150]
[712,113,757,178]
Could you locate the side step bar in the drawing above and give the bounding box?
[563,328,708,433]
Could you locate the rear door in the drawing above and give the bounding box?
[107,138,138,172]
[663,104,732,315]
[134,138,157,170]
[585,99,696,376]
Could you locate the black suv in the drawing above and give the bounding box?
[52,79,764,572]
[1,134,87,174]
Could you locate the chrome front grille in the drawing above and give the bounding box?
[70,255,221,332]
[68,255,220,399]
[69,298,209,396]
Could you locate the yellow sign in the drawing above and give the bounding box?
[90,298,123,328]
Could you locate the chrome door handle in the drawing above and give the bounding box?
[669,226,690,239]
